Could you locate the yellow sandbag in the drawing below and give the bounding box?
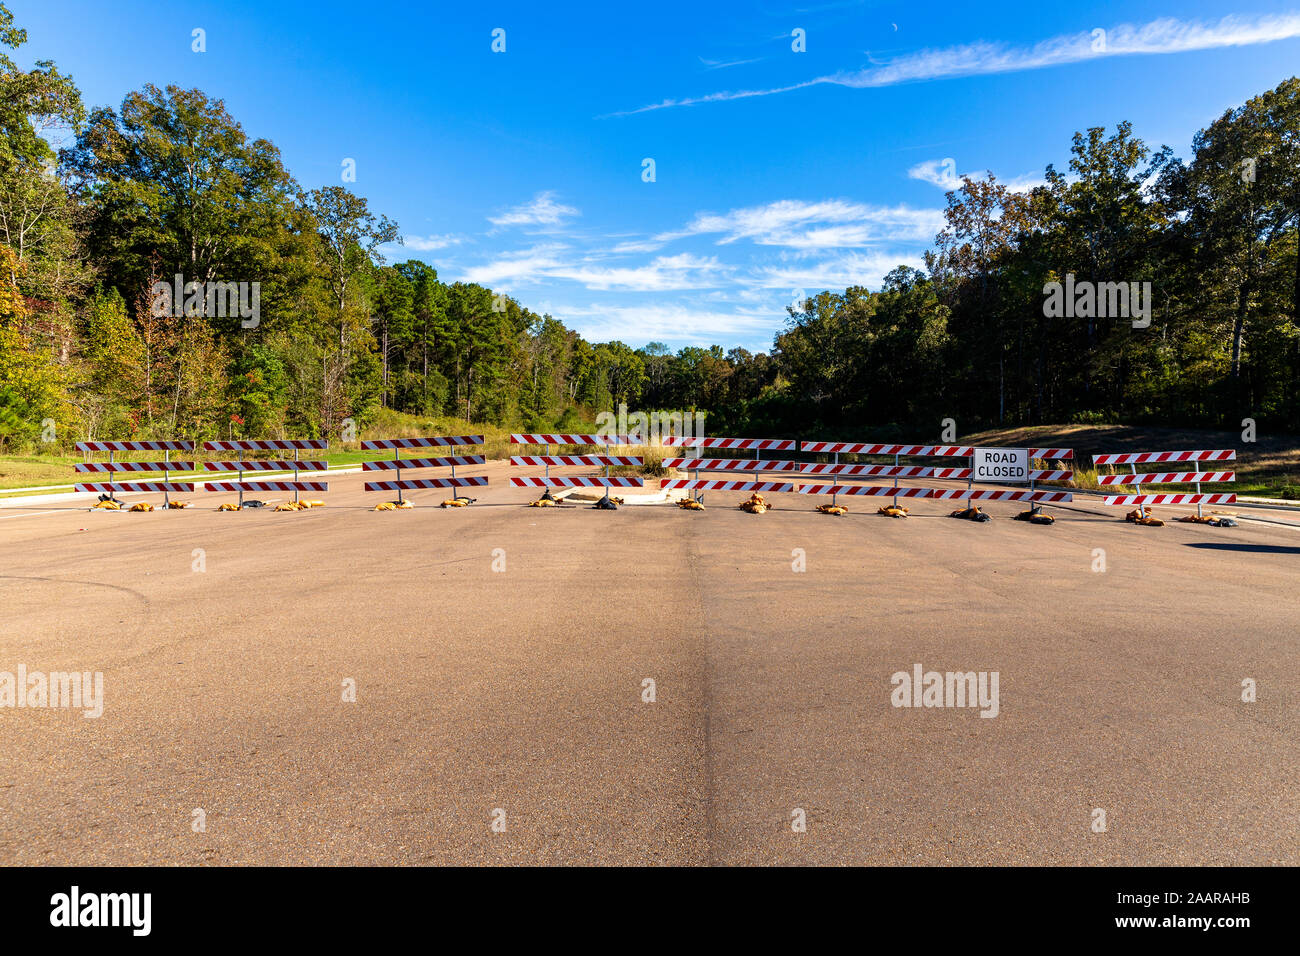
[1126,508,1164,527]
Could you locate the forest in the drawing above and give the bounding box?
[0,2,1296,451]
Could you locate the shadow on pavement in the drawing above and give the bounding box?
[1184,542,1300,554]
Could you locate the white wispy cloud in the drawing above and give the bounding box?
[908,159,1046,194]
[401,233,463,251]
[554,253,725,291]
[613,13,1300,114]
[488,191,580,228]
[461,244,571,285]
[555,301,778,344]
[755,250,927,290]
[699,55,765,70]
[660,198,944,247]
[610,238,669,255]
[461,247,723,291]
[908,158,962,191]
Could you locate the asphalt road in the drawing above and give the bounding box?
[1,462,1297,865]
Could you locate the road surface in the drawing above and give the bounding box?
[1,462,1296,865]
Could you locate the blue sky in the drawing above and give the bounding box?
[13,0,1300,351]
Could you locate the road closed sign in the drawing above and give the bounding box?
[973,447,1029,483]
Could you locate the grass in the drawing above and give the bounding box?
[0,455,80,490]
[607,445,668,477]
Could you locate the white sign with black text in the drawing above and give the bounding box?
[972,447,1029,483]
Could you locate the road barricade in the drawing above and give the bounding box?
[201,439,329,509]
[74,441,197,509]
[797,443,1074,518]
[361,436,486,507]
[1094,449,1236,524]
[660,435,798,505]
[509,435,642,507]
[798,442,975,512]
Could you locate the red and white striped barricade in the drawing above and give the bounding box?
[661,435,798,503]
[1093,449,1236,520]
[360,436,486,505]
[74,440,197,507]
[200,439,329,507]
[799,442,976,509]
[797,443,1074,512]
[509,434,642,504]
[928,489,1074,503]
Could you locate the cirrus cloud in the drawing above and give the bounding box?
[611,13,1300,115]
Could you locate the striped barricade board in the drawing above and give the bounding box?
[663,458,801,472]
[1097,472,1234,485]
[1107,494,1237,509]
[203,460,328,472]
[796,464,968,478]
[361,436,484,450]
[75,482,197,494]
[662,436,797,451]
[510,456,641,467]
[76,441,196,453]
[75,461,197,473]
[365,476,490,492]
[800,442,975,457]
[1094,450,1235,466]
[364,455,485,470]
[510,476,644,488]
[509,434,636,446]
[202,439,329,452]
[204,481,328,493]
[930,489,1074,502]
[1102,493,1237,506]
[201,442,330,455]
[660,479,798,494]
[1027,448,1075,460]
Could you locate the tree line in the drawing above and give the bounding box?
[0,1,1295,451]
[771,88,1299,438]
